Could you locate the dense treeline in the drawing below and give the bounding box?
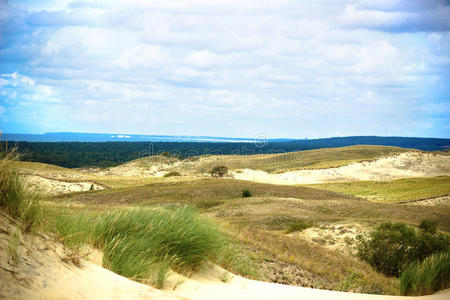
[3,136,449,168]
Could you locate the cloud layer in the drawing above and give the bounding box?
[1,0,449,138]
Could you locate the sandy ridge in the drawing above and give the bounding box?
[232,152,450,185]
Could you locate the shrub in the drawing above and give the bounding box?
[419,219,438,234]
[399,252,450,295]
[242,189,252,197]
[164,171,181,177]
[285,220,314,233]
[210,165,228,177]
[0,145,42,232]
[357,221,449,277]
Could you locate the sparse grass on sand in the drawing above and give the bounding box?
[307,176,450,202]
[235,226,399,294]
[399,252,450,296]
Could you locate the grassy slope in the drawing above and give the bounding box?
[59,178,355,206]
[58,178,450,231]
[191,145,413,173]
[16,161,70,171]
[306,176,450,203]
[208,197,450,232]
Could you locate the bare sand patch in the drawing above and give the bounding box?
[402,195,450,206]
[292,223,369,256]
[233,152,450,185]
[24,175,104,195]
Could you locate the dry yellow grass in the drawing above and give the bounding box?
[234,226,399,294]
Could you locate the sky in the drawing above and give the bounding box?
[0,0,449,139]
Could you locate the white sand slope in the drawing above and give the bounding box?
[232,152,450,185]
[21,261,450,300]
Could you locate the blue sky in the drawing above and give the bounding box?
[0,0,449,138]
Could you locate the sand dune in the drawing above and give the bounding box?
[233,152,450,185]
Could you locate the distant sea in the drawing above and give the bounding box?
[1,132,295,143]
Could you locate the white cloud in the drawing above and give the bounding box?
[1,0,449,137]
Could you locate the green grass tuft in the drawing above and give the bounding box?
[50,206,254,287]
[399,252,450,295]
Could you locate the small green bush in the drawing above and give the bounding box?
[164,171,181,177]
[285,220,314,233]
[210,165,228,177]
[242,189,252,197]
[357,221,449,277]
[400,252,450,295]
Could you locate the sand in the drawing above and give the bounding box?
[293,223,368,256]
[232,152,450,185]
[24,174,104,195]
[401,195,450,206]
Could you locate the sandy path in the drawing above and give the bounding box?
[232,152,450,185]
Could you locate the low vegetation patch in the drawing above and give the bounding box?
[399,252,450,296]
[357,220,449,277]
[210,165,228,177]
[285,220,314,233]
[195,200,224,209]
[163,171,181,177]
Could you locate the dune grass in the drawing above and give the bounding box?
[307,176,450,203]
[50,206,258,287]
[0,145,42,232]
[399,252,450,295]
